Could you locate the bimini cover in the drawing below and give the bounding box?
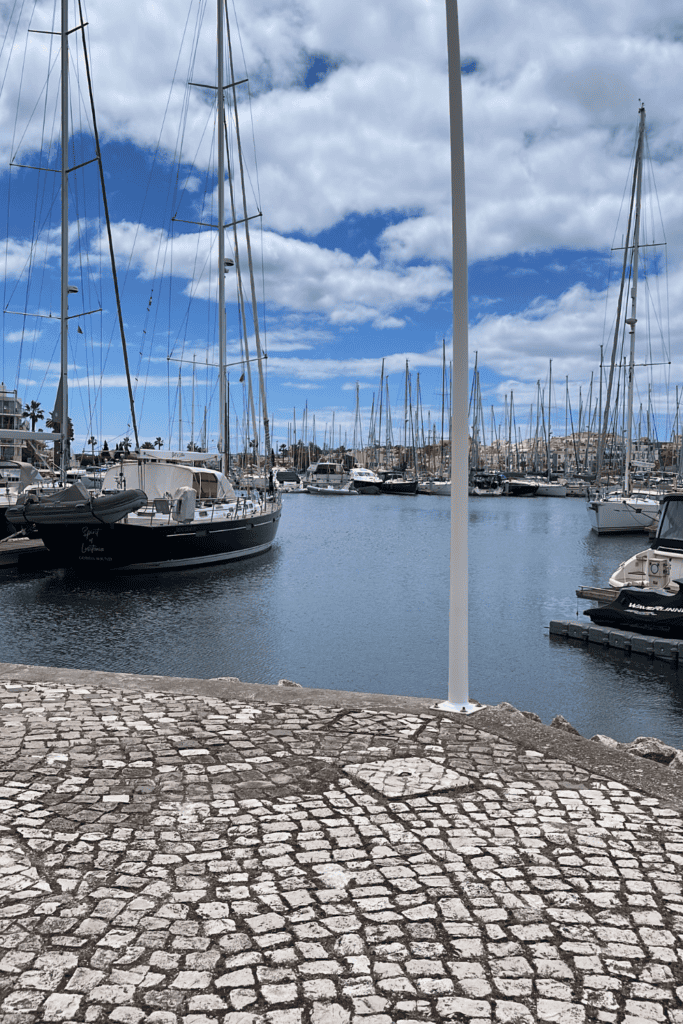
[102,462,235,501]
[102,462,194,500]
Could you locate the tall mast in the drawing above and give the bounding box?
[547,359,552,481]
[624,105,646,497]
[444,339,448,475]
[217,0,227,476]
[595,109,644,486]
[404,360,409,461]
[60,0,69,483]
[377,359,384,468]
[224,9,271,468]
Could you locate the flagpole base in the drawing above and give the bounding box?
[433,700,486,715]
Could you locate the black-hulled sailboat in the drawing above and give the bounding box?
[7,0,281,571]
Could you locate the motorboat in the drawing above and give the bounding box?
[469,473,505,496]
[504,478,539,497]
[302,461,345,488]
[307,482,358,495]
[379,470,418,495]
[348,467,382,494]
[607,493,683,592]
[418,478,451,496]
[275,469,302,492]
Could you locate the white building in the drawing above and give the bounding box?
[0,384,26,460]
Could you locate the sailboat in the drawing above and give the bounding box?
[6,0,281,571]
[587,106,662,535]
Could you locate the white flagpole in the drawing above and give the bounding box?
[437,0,483,715]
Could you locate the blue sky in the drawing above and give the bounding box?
[1,0,683,455]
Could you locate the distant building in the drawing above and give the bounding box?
[0,383,25,460]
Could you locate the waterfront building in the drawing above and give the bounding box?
[0,384,25,461]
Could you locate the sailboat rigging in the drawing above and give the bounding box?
[587,105,664,534]
[6,0,282,571]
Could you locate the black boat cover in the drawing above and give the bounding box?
[584,581,683,639]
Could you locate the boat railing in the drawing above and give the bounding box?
[132,491,277,525]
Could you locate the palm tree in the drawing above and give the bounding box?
[45,413,74,440]
[23,400,44,432]
[155,437,163,449]
[87,436,97,464]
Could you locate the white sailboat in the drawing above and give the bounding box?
[587,106,662,535]
[7,0,282,571]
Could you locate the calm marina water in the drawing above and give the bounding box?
[2,493,683,748]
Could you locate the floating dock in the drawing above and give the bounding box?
[0,536,55,570]
[550,618,682,665]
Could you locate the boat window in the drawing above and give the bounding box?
[193,472,218,498]
[657,501,683,546]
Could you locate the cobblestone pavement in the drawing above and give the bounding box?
[1,671,683,1024]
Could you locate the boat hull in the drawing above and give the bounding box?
[534,483,567,497]
[587,497,659,534]
[306,485,358,495]
[504,480,538,497]
[418,480,451,496]
[33,504,281,572]
[380,479,418,495]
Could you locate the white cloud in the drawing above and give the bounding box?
[4,0,683,271]
[93,221,452,328]
[264,346,448,383]
[0,235,61,280]
[4,0,683,438]
[468,269,680,390]
[3,328,42,343]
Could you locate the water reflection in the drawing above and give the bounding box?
[2,494,683,745]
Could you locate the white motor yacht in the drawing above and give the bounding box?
[607,493,683,592]
[348,467,382,494]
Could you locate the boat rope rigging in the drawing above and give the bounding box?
[75,0,139,451]
[595,106,643,487]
